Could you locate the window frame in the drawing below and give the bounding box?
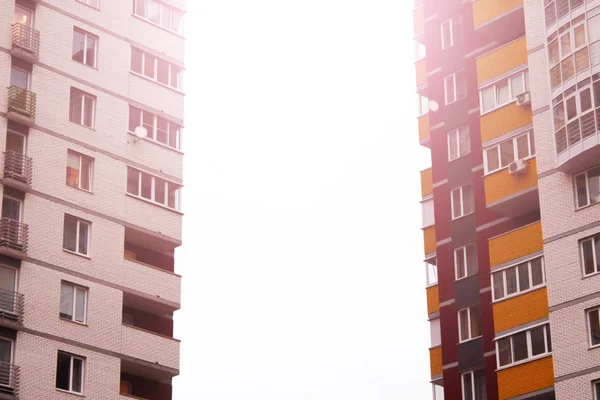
[132,0,184,35]
[72,28,98,68]
[66,151,93,192]
[130,47,183,91]
[587,307,600,348]
[128,105,181,150]
[441,14,462,50]
[495,323,552,369]
[126,167,182,211]
[69,88,96,129]
[417,92,429,116]
[548,16,589,89]
[479,69,529,115]
[574,165,600,209]
[59,281,88,324]
[63,215,91,257]
[580,233,600,277]
[447,125,470,161]
[421,198,434,228]
[415,36,426,62]
[425,256,438,287]
[56,351,85,395]
[450,183,474,220]
[594,379,600,400]
[457,304,482,343]
[444,70,466,105]
[491,256,545,302]
[430,317,441,347]
[483,130,535,174]
[454,242,478,280]
[76,0,99,9]
[461,369,486,400]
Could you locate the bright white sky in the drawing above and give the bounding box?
[174,0,432,398]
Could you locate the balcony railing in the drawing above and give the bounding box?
[11,23,40,58]
[0,288,24,327]
[0,361,19,398]
[0,219,28,254]
[3,151,32,186]
[7,86,36,121]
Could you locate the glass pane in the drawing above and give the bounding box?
[518,263,530,291]
[596,236,600,273]
[169,124,179,148]
[442,21,451,49]
[546,326,552,352]
[459,127,470,156]
[171,10,183,33]
[554,101,565,128]
[470,305,482,339]
[575,173,589,208]
[75,288,85,323]
[129,106,141,132]
[548,40,560,65]
[529,131,535,154]
[566,96,577,120]
[63,216,77,252]
[144,53,156,78]
[83,96,94,128]
[453,15,463,44]
[131,48,143,74]
[455,248,466,279]
[155,178,166,205]
[581,88,592,112]
[452,188,462,218]
[497,337,512,366]
[466,243,478,276]
[445,76,455,104]
[493,272,504,300]
[530,326,546,355]
[512,331,528,362]
[462,185,474,215]
[141,174,152,200]
[516,135,529,159]
[510,74,524,97]
[530,258,544,286]
[10,68,28,89]
[588,166,600,205]
[135,0,146,17]
[474,370,487,400]
[72,30,85,63]
[127,168,139,195]
[506,267,517,295]
[56,353,71,391]
[161,4,171,29]
[456,71,467,100]
[86,36,96,67]
[463,373,473,400]
[459,309,469,341]
[481,87,495,113]
[1,197,20,221]
[486,148,499,172]
[78,222,88,255]
[562,56,575,81]
[497,81,509,105]
[148,0,160,23]
[561,32,572,56]
[157,117,168,144]
[582,239,596,275]
[448,131,458,160]
[589,309,600,346]
[575,24,586,48]
[143,112,155,139]
[60,283,74,319]
[168,183,178,209]
[69,91,82,124]
[66,153,80,188]
[72,357,83,393]
[500,140,514,167]
[81,157,91,191]
[157,59,169,85]
[171,65,181,89]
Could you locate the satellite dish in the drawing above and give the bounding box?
[428,100,439,112]
[134,126,148,140]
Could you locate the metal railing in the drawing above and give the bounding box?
[3,151,32,186]
[11,23,40,57]
[0,362,20,398]
[0,218,28,254]
[0,288,24,326]
[7,86,36,120]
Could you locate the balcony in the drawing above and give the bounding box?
[7,87,36,126]
[418,114,430,147]
[484,159,539,218]
[10,23,40,63]
[0,361,20,399]
[121,323,179,373]
[120,367,172,400]
[488,221,542,268]
[3,151,32,189]
[0,288,24,330]
[0,219,28,258]
[497,357,554,400]
[555,108,600,172]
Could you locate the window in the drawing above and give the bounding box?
[60,282,87,323]
[496,324,552,368]
[69,88,95,129]
[575,165,600,209]
[131,47,182,90]
[441,15,462,50]
[447,126,470,161]
[454,243,477,280]
[451,184,474,219]
[417,93,429,116]
[430,318,441,347]
[444,70,467,105]
[492,257,545,301]
[432,383,444,400]
[72,28,97,68]
[458,305,482,342]
[548,15,591,89]
[422,198,434,228]
[594,380,600,400]
[588,307,600,347]
[480,70,529,114]
[133,0,184,34]
[66,151,93,191]
[461,370,486,400]
[128,106,181,149]
[63,215,90,256]
[484,131,535,174]
[56,352,85,394]
[76,0,99,9]
[580,233,600,276]
[425,257,438,286]
[127,167,181,210]
[415,36,426,61]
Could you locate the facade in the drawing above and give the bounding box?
[0,0,185,399]
[415,0,600,399]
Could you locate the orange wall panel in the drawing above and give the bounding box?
[421,168,433,198]
[493,288,549,333]
[415,59,427,87]
[472,0,523,28]
[489,221,542,267]
[429,346,442,377]
[497,357,554,399]
[484,159,537,206]
[480,102,532,143]
[476,37,527,84]
[426,285,439,315]
[418,114,430,144]
[423,226,436,255]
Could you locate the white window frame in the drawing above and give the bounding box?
[69,88,96,129]
[548,16,588,89]
[417,92,429,116]
[491,256,545,302]
[483,130,535,174]
[76,0,99,9]
[454,243,477,280]
[441,14,462,50]
[63,215,91,257]
[425,256,438,287]
[128,105,181,150]
[72,28,98,68]
[130,47,183,91]
[479,69,529,114]
[580,233,600,277]
[495,323,552,369]
[127,167,181,211]
[457,304,482,343]
[133,0,184,34]
[421,198,434,228]
[432,382,444,400]
[594,379,600,400]
[444,70,466,105]
[574,165,600,209]
[66,151,93,192]
[56,351,85,394]
[587,307,600,348]
[415,36,426,62]
[450,183,473,220]
[461,370,485,400]
[430,317,441,347]
[447,125,470,161]
[59,281,88,324]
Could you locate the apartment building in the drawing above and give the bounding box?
[415,0,600,399]
[0,0,185,398]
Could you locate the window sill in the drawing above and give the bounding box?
[458,335,482,345]
[75,0,100,11]
[454,273,478,282]
[63,249,91,260]
[483,155,536,177]
[495,353,551,372]
[56,388,85,397]
[492,284,546,304]
[575,200,600,213]
[126,131,184,155]
[129,71,185,95]
[583,270,600,280]
[59,317,88,327]
[445,96,467,107]
[66,184,94,195]
[125,193,183,215]
[69,120,96,132]
[451,211,474,221]
[448,154,470,163]
[590,343,600,350]
[480,99,519,117]
[72,59,98,71]
[131,14,185,39]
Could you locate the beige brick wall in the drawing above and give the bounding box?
[555,370,600,400]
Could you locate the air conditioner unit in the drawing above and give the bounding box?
[508,159,527,175]
[516,91,531,107]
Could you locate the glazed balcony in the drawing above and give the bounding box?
[3,151,32,189]
[0,219,28,258]
[7,87,36,126]
[0,288,24,330]
[10,23,40,63]
[484,158,539,218]
[0,361,20,399]
[555,107,600,172]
